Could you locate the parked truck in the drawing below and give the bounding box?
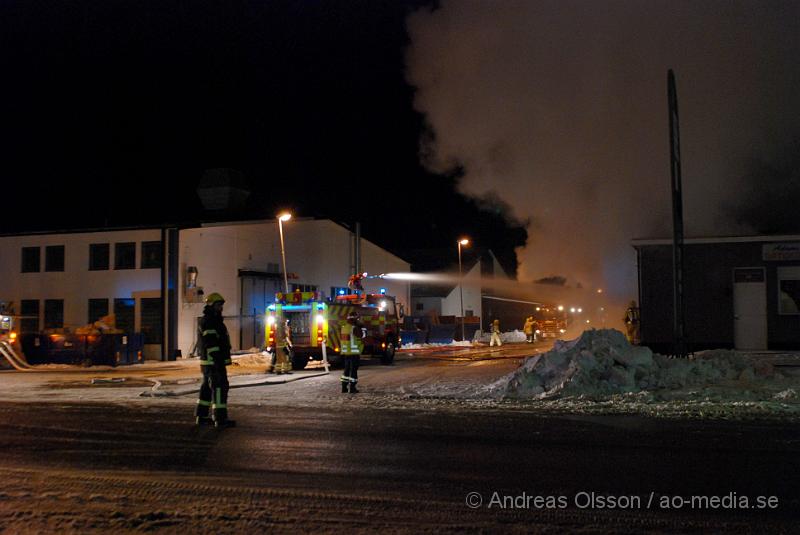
[264,289,401,370]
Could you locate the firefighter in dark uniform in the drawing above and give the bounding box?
[195,292,236,428]
[340,313,364,394]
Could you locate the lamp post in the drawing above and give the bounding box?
[457,238,469,342]
[277,213,292,293]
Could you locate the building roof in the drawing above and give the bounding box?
[631,234,800,247]
[0,216,411,266]
[410,249,508,298]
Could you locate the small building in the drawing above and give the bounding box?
[410,249,538,335]
[0,218,410,360]
[632,235,800,353]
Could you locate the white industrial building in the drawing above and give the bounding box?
[410,250,515,328]
[0,218,410,360]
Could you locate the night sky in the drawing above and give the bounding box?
[3,1,799,306]
[0,0,525,275]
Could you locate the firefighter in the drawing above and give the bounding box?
[523,316,536,343]
[624,300,641,345]
[340,313,363,393]
[273,319,293,374]
[348,273,368,303]
[195,292,235,428]
[489,318,502,347]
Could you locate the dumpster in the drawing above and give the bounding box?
[20,333,144,366]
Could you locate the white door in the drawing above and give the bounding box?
[733,267,767,350]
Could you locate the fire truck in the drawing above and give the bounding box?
[0,314,17,343]
[264,289,401,370]
[533,305,568,339]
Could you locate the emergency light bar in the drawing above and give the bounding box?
[280,305,312,311]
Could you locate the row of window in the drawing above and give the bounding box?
[17,297,163,344]
[21,241,162,273]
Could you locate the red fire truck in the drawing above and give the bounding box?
[533,305,569,339]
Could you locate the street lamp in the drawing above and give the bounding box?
[457,238,469,342]
[277,212,292,293]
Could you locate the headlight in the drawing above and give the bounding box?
[559,329,566,333]
[267,316,275,325]
[316,314,324,323]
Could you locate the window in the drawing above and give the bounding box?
[44,299,64,330]
[45,245,65,272]
[140,297,163,344]
[88,298,109,324]
[778,267,800,315]
[115,242,136,270]
[291,284,318,293]
[331,286,352,297]
[114,298,135,334]
[141,241,162,269]
[21,247,40,273]
[416,303,424,311]
[20,299,39,333]
[89,243,110,271]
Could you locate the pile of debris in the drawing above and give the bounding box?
[74,314,124,336]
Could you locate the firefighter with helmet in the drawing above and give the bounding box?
[624,300,641,345]
[195,292,236,428]
[340,312,364,393]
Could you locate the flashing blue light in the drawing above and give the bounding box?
[282,305,312,311]
[317,304,324,310]
[267,305,276,311]
[338,289,346,295]
[379,288,386,294]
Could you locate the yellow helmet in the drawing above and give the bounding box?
[205,292,225,305]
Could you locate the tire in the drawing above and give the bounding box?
[291,353,309,370]
[380,341,395,365]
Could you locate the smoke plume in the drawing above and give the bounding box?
[405,0,800,307]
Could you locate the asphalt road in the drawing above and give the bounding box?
[0,341,798,533]
[0,398,797,533]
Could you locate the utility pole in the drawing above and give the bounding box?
[668,69,687,358]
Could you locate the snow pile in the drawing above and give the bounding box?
[773,388,797,401]
[491,329,789,401]
[231,352,270,367]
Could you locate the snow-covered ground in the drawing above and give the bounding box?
[3,330,800,419]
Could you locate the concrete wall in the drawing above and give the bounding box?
[413,297,443,316]
[0,229,162,333]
